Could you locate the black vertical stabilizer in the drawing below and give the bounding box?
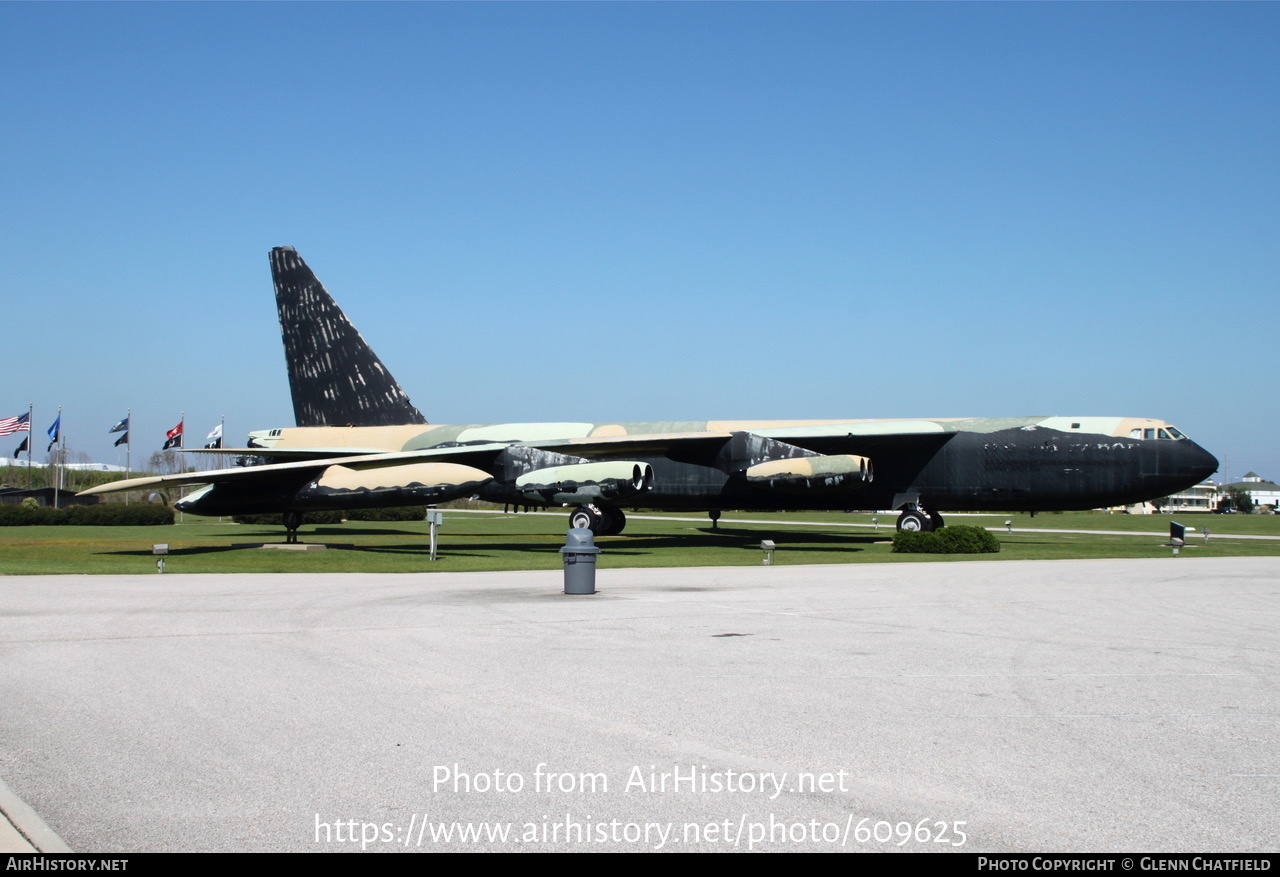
[270,247,427,427]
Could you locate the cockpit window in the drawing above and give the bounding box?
[1132,426,1188,440]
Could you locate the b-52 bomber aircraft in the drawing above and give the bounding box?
[82,248,1219,543]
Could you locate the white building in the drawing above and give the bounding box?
[1220,472,1280,511]
[1162,481,1219,513]
[0,458,128,472]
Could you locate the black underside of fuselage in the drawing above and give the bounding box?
[477,427,1217,514]
[174,426,1216,519]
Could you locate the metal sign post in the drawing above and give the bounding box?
[427,509,443,561]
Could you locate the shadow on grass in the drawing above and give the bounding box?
[101,526,878,559]
[352,530,874,557]
[106,545,250,558]
[103,543,507,560]
[184,526,431,540]
[309,526,432,537]
[608,530,879,549]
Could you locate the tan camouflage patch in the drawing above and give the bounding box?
[316,462,490,491]
[745,454,869,480]
[258,425,440,451]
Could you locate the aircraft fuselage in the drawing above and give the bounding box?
[81,248,1221,539]
[241,415,1218,516]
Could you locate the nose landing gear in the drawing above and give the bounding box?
[896,508,944,532]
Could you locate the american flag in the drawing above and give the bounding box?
[0,412,30,437]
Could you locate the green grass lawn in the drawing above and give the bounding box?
[0,509,1276,575]
[650,508,1280,536]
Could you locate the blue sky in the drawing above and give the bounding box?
[2,2,1276,482]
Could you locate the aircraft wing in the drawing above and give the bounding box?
[184,446,401,461]
[527,427,954,457]
[77,443,515,497]
[78,425,880,516]
[525,431,733,457]
[82,423,958,504]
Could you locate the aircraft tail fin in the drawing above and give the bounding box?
[270,247,427,427]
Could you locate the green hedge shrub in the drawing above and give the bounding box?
[232,507,429,524]
[0,503,173,526]
[891,524,1000,554]
[347,506,428,522]
[0,505,61,526]
[65,504,174,526]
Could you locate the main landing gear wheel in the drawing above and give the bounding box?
[601,507,626,536]
[569,507,597,531]
[569,504,627,536]
[896,510,935,532]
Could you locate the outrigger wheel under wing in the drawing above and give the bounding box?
[283,511,303,544]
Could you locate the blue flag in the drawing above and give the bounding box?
[46,415,60,452]
[109,416,129,433]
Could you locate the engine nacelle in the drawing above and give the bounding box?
[743,454,872,493]
[515,460,653,504]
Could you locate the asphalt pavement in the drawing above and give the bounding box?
[1,557,1277,852]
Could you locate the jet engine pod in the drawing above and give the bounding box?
[293,462,494,510]
[743,454,872,493]
[515,460,654,504]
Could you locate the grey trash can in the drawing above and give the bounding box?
[560,527,601,595]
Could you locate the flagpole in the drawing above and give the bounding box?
[53,405,62,509]
[59,409,66,501]
[179,411,186,525]
[125,407,131,506]
[219,414,226,521]
[26,403,33,489]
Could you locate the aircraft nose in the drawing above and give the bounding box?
[1172,440,1219,484]
[1185,441,1220,482]
[1141,439,1218,497]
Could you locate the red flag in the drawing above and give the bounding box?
[163,420,184,450]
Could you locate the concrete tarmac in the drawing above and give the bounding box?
[1,557,1277,852]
